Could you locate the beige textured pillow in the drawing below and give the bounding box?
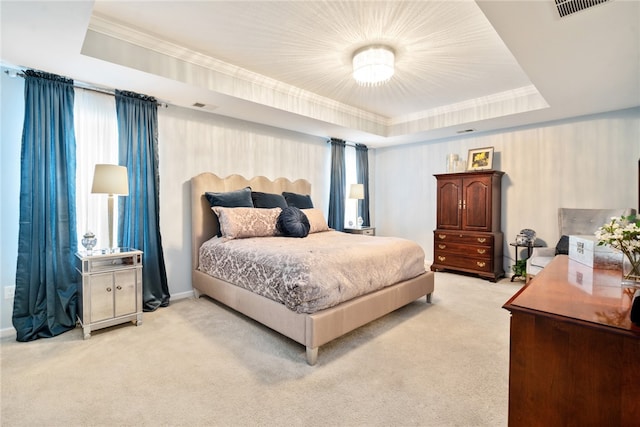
[303,208,330,233]
[212,207,281,239]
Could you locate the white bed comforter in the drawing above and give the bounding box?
[198,230,426,314]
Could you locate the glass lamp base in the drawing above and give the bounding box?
[81,231,97,253]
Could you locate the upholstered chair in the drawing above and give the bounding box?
[526,207,637,283]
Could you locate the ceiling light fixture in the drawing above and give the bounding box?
[352,45,395,86]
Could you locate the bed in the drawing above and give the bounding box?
[191,172,435,364]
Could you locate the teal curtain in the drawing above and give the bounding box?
[115,90,170,311]
[328,138,346,231]
[13,70,78,341]
[355,143,371,227]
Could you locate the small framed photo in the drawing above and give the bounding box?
[467,147,494,171]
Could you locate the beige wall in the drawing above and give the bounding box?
[157,106,330,300]
[374,107,640,272]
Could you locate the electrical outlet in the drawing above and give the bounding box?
[4,286,15,299]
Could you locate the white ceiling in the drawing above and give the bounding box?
[1,0,638,148]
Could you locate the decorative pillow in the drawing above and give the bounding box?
[282,191,314,209]
[205,187,254,208]
[251,191,288,209]
[212,207,280,239]
[555,235,570,255]
[303,208,330,233]
[277,207,310,238]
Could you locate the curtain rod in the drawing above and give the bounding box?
[4,68,168,108]
[326,139,365,148]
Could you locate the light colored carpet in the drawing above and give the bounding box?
[1,272,522,427]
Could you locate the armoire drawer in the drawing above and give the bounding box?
[434,242,492,258]
[433,254,493,272]
[434,231,494,246]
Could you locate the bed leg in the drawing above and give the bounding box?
[426,293,432,303]
[193,288,201,299]
[306,347,318,365]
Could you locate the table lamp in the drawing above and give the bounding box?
[91,164,129,250]
[349,183,365,227]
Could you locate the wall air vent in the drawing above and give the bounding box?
[555,0,610,18]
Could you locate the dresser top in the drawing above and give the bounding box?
[504,255,640,337]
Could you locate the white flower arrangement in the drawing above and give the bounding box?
[595,215,640,282]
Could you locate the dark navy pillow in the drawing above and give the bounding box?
[555,235,570,255]
[251,191,288,209]
[205,187,254,208]
[277,207,310,238]
[282,192,314,209]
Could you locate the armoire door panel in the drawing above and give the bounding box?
[463,177,492,231]
[436,179,462,229]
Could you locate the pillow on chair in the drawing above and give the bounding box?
[555,235,570,255]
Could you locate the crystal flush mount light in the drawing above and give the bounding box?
[352,45,395,86]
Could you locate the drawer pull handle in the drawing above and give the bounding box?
[477,238,486,243]
[438,244,446,249]
[116,285,122,290]
[106,287,112,292]
[476,261,486,267]
[477,249,486,254]
[438,256,446,261]
[438,234,447,240]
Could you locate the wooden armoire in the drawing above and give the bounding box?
[431,170,505,281]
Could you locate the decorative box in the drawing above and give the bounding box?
[568,235,622,270]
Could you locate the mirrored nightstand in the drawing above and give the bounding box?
[344,227,375,236]
[74,248,143,339]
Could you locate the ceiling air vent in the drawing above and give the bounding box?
[191,102,218,112]
[555,0,610,18]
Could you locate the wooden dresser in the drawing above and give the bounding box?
[503,255,640,426]
[431,170,504,281]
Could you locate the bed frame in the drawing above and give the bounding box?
[191,172,435,365]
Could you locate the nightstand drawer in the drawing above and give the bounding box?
[344,227,375,236]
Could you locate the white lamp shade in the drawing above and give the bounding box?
[91,164,129,195]
[349,183,365,200]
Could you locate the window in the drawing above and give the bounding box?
[344,145,358,228]
[73,89,118,250]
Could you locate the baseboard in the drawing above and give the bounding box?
[1,326,16,339]
[171,290,195,301]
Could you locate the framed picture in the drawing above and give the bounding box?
[467,147,494,171]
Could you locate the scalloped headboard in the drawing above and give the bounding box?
[190,173,311,270]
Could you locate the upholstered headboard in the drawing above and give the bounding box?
[190,173,311,271]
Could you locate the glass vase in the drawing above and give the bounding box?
[81,231,97,253]
[622,251,640,286]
